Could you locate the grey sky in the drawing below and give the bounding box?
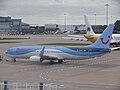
[0,0,120,25]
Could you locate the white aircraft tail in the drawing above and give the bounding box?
[84,15,95,34]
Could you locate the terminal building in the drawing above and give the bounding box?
[0,16,105,34]
[0,16,30,34]
[0,16,21,34]
[45,24,86,34]
[0,16,45,34]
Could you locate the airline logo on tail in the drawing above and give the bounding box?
[100,36,110,44]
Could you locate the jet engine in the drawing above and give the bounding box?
[29,56,41,61]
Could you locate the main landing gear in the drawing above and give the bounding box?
[13,58,16,62]
[58,60,63,64]
[49,60,63,64]
[49,60,54,64]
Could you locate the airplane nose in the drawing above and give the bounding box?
[5,50,9,54]
[84,34,89,38]
[5,50,11,55]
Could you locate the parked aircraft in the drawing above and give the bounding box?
[5,24,115,64]
[84,15,120,46]
[62,35,87,41]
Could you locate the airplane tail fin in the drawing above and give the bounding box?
[84,15,95,34]
[87,24,115,48]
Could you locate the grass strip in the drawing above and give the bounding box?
[0,41,20,44]
[0,38,30,40]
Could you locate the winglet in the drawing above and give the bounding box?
[39,46,45,62]
[87,24,115,48]
[84,15,95,34]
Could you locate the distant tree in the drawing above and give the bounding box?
[114,20,120,32]
[102,25,107,30]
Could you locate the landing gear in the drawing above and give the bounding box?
[58,60,63,64]
[40,59,44,62]
[49,60,54,64]
[13,58,16,62]
[49,59,64,64]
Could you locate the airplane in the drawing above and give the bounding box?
[5,24,115,64]
[61,15,95,41]
[84,15,120,47]
[62,35,87,41]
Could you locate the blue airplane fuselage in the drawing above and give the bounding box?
[5,46,111,60]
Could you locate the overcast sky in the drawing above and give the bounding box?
[0,0,120,25]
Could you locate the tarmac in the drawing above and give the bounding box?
[0,34,120,90]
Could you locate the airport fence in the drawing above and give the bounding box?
[0,81,58,90]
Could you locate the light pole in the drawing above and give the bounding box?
[110,16,113,24]
[64,13,67,31]
[105,4,109,26]
[94,14,96,31]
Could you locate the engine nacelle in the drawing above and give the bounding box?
[29,56,41,61]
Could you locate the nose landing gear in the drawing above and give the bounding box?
[58,60,63,64]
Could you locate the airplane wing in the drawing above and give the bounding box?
[39,46,45,62]
[29,47,64,62]
[62,36,87,41]
[29,54,63,62]
[62,34,87,41]
[67,35,83,37]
